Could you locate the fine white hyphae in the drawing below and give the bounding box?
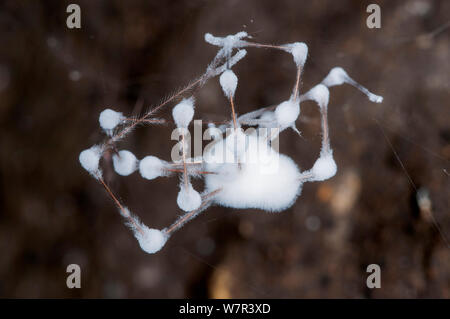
[172,98,195,128]
[80,30,385,255]
[79,145,102,174]
[177,183,202,212]
[204,31,248,52]
[322,67,383,103]
[286,42,308,67]
[219,69,238,98]
[275,99,300,129]
[310,153,337,181]
[302,84,330,108]
[99,109,124,130]
[139,156,165,180]
[134,226,168,254]
[113,150,137,176]
[204,134,302,212]
[321,67,348,87]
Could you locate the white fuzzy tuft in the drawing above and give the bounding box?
[219,70,238,98]
[172,98,195,128]
[79,145,102,176]
[287,42,308,67]
[204,31,248,49]
[99,109,124,132]
[311,153,337,181]
[139,156,166,180]
[274,99,300,129]
[113,150,137,176]
[303,84,329,108]
[134,226,168,254]
[177,183,202,212]
[322,67,348,87]
[204,134,302,212]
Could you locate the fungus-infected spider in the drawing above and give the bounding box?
[79,31,383,254]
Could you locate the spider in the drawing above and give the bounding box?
[79,32,383,254]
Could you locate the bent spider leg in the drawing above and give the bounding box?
[320,67,383,103]
[98,176,146,236]
[165,188,222,236]
[298,84,337,183]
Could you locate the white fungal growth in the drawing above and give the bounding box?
[207,49,247,78]
[135,226,169,254]
[204,135,302,212]
[80,31,385,255]
[219,70,238,98]
[79,145,102,177]
[274,99,300,129]
[310,153,337,181]
[204,31,248,52]
[302,84,330,108]
[121,207,168,254]
[99,109,124,132]
[172,98,195,128]
[139,156,166,180]
[286,42,308,67]
[322,67,383,103]
[113,150,137,176]
[177,183,202,212]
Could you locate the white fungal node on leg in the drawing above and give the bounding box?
[310,153,337,181]
[285,42,308,67]
[172,97,195,128]
[177,182,202,212]
[219,69,238,98]
[204,31,248,49]
[79,145,102,177]
[302,84,330,109]
[99,109,125,132]
[274,99,300,129]
[139,156,166,180]
[321,67,383,103]
[134,225,169,254]
[113,150,137,176]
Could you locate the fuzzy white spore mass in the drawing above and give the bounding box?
[310,153,337,181]
[113,150,137,176]
[134,225,168,254]
[79,145,102,176]
[219,70,238,98]
[177,183,202,212]
[204,31,248,51]
[99,109,124,131]
[139,156,166,180]
[322,67,383,103]
[274,99,300,129]
[172,98,195,128]
[204,134,302,212]
[302,84,330,108]
[286,42,308,67]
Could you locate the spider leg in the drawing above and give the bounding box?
[299,84,337,183]
[164,188,222,235]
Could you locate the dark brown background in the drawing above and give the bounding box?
[0,0,449,298]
